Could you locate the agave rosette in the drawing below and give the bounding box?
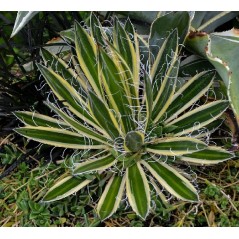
[15,13,234,220]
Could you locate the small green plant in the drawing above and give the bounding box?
[15,13,234,220]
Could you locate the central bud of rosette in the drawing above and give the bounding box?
[124,131,144,153]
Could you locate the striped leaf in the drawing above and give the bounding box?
[126,162,150,219]
[97,174,126,220]
[73,154,116,175]
[41,48,87,94]
[99,48,135,133]
[14,111,68,129]
[165,71,215,123]
[152,60,180,123]
[37,64,98,130]
[46,102,110,144]
[90,13,108,47]
[146,137,207,156]
[151,29,178,99]
[75,21,102,98]
[142,160,198,201]
[143,72,153,129]
[43,175,93,202]
[15,126,105,149]
[165,100,229,136]
[114,19,140,98]
[88,91,120,139]
[180,146,234,164]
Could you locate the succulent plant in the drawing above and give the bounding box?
[15,13,234,220]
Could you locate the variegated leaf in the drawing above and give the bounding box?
[97,174,126,220]
[37,64,99,130]
[180,146,234,164]
[15,126,106,149]
[43,175,93,202]
[73,154,116,175]
[165,100,228,136]
[46,102,110,144]
[126,162,150,219]
[75,21,103,98]
[88,91,120,139]
[165,70,215,123]
[14,111,68,129]
[142,160,198,201]
[146,137,207,156]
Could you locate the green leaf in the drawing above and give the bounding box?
[73,154,116,175]
[97,174,126,220]
[14,111,68,129]
[15,126,105,149]
[149,11,190,58]
[146,137,207,156]
[165,71,215,123]
[192,12,238,32]
[178,58,215,77]
[120,11,159,24]
[11,11,39,38]
[180,146,234,164]
[142,160,198,201]
[88,91,120,139]
[75,21,103,98]
[185,29,239,120]
[43,175,93,202]
[166,100,228,136]
[126,162,150,219]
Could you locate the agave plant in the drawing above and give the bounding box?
[15,14,234,220]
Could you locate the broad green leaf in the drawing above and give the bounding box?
[43,175,93,202]
[165,71,215,123]
[166,100,228,136]
[178,58,215,77]
[192,12,238,32]
[88,91,120,139]
[15,126,105,149]
[126,162,150,219]
[180,146,234,164]
[149,11,190,58]
[97,174,126,220]
[146,137,207,156]
[14,111,68,129]
[99,48,135,133]
[185,29,239,120]
[75,21,103,98]
[11,11,39,38]
[210,30,239,117]
[142,160,198,201]
[37,64,99,130]
[46,102,110,144]
[73,154,116,175]
[121,11,159,24]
